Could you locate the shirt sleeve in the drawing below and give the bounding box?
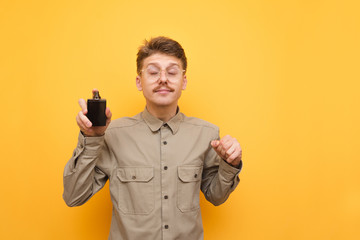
[200,128,242,206]
[62,132,109,207]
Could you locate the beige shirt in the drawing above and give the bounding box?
[63,108,241,240]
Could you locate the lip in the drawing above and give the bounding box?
[154,88,172,93]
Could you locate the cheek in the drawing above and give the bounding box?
[142,84,154,95]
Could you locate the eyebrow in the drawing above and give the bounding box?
[146,62,180,69]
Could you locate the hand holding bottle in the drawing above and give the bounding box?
[76,89,112,137]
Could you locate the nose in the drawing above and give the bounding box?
[158,70,168,83]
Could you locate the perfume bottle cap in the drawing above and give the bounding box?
[93,90,101,100]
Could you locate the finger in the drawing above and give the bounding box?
[220,136,233,150]
[215,141,223,153]
[211,140,229,159]
[220,135,232,144]
[76,113,89,131]
[218,143,227,158]
[211,140,223,156]
[211,140,220,148]
[226,143,237,157]
[78,98,87,114]
[227,148,241,162]
[221,140,233,151]
[105,107,112,119]
[78,110,92,128]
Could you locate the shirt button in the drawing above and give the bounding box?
[164,166,168,170]
[132,175,136,180]
[164,225,169,229]
[194,174,198,178]
[163,141,167,145]
[164,195,168,199]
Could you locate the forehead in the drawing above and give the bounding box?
[142,53,182,68]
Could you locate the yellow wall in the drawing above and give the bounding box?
[1,0,359,239]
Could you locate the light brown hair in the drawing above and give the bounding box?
[136,36,187,75]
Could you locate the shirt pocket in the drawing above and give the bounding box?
[116,166,154,215]
[177,165,203,212]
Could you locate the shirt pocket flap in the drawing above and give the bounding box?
[117,167,154,182]
[178,166,203,183]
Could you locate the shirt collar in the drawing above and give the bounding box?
[142,107,182,134]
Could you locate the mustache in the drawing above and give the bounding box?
[153,85,175,92]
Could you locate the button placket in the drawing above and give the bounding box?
[160,124,171,237]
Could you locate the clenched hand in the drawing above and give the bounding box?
[211,135,242,167]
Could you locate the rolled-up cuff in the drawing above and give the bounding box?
[77,131,105,154]
[218,158,241,182]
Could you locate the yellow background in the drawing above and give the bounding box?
[1,0,359,239]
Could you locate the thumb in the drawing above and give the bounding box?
[211,140,220,148]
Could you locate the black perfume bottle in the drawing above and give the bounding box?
[86,90,107,126]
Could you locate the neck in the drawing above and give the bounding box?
[146,103,178,122]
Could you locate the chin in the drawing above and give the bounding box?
[144,92,181,107]
[149,97,178,107]
[154,100,176,107]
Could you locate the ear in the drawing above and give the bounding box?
[182,75,188,90]
[136,76,143,91]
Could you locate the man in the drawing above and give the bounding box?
[63,36,243,240]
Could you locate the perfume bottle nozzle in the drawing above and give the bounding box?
[93,90,101,100]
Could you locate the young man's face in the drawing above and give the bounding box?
[136,53,187,109]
